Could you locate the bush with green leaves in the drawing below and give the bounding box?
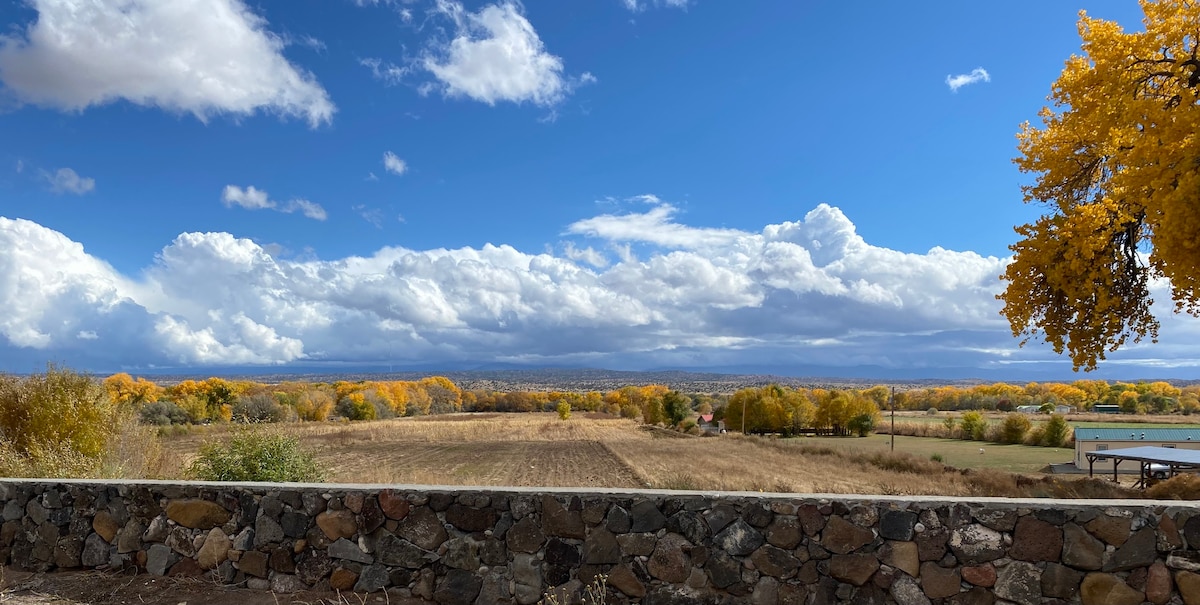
[556,401,571,421]
[188,430,325,482]
[959,411,988,440]
[847,412,877,437]
[336,394,377,421]
[662,391,692,426]
[941,415,957,433]
[1041,413,1070,447]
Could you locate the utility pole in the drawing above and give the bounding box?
[742,397,747,435]
[890,386,895,452]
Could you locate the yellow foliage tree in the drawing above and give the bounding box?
[295,389,334,421]
[1002,1,1200,370]
[420,376,462,414]
[103,373,162,406]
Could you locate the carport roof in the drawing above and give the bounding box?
[1084,445,1200,466]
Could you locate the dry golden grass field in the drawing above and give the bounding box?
[160,413,1134,499]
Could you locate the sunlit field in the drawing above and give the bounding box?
[160,413,1133,499]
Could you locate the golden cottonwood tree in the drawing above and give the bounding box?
[1001,0,1200,370]
[102,373,162,406]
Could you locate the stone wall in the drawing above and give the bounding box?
[2,479,1199,605]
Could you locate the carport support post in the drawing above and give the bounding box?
[1113,457,1119,483]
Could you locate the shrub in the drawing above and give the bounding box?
[619,403,640,420]
[139,400,191,426]
[232,393,293,423]
[959,411,987,440]
[336,393,377,421]
[1041,414,1070,447]
[188,429,324,482]
[941,415,957,433]
[864,451,944,475]
[1000,413,1032,444]
[846,413,877,437]
[0,365,116,458]
[1146,474,1200,500]
[1025,425,1045,446]
[556,401,571,421]
[930,453,944,463]
[926,407,939,415]
[964,468,1020,497]
[172,394,210,424]
[0,365,161,478]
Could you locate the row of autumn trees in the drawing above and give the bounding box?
[106,372,1198,434]
[721,385,881,437]
[895,381,1199,415]
[104,373,886,437]
[101,373,707,428]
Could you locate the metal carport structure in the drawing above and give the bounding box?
[1084,445,1200,488]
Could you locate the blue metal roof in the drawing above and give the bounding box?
[1073,427,1200,442]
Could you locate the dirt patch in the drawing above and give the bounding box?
[321,439,646,488]
[0,568,398,605]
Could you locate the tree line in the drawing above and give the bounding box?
[894,380,1197,415]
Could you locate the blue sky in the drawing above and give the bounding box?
[2,0,1191,378]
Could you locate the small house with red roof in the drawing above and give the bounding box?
[697,413,725,435]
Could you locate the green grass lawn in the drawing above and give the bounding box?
[794,433,1072,474]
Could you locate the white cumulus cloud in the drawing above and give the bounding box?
[383,151,408,175]
[44,167,94,195]
[221,185,327,221]
[0,0,335,127]
[221,185,274,210]
[946,67,990,92]
[421,1,593,107]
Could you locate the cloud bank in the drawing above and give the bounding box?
[4,199,1196,373]
[0,0,335,127]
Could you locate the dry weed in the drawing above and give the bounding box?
[1146,474,1200,499]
